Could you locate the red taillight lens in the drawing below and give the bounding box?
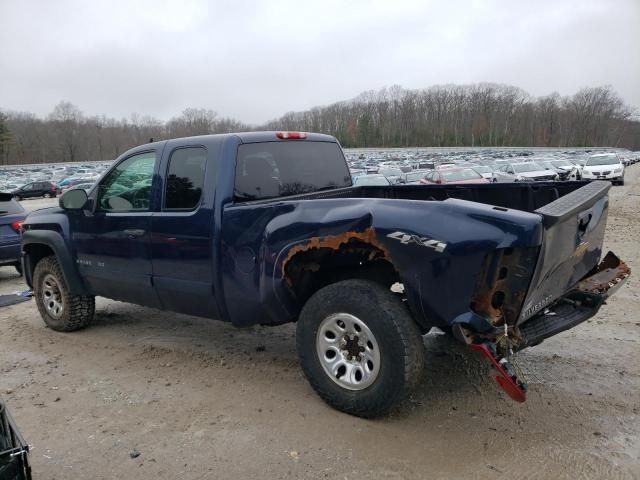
[276,131,307,140]
[10,221,24,233]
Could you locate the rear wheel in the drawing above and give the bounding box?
[33,255,95,332]
[44,193,51,198]
[296,279,424,418]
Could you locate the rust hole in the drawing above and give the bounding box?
[498,267,508,280]
[491,291,505,309]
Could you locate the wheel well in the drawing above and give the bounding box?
[283,240,400,306]
[23,243,54,278]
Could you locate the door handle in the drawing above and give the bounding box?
[123,229,145,237]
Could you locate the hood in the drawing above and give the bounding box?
[25,206,63,219]
[583,164,621,172]
[519,171,556,178]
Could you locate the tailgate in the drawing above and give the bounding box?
[518,181,611,323]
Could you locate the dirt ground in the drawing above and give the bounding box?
[1,170,639,480]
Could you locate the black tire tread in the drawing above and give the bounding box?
[33,255,94,332]
[297,279,424,418]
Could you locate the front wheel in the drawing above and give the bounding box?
[296,279,425,418]
[33,255,95,332]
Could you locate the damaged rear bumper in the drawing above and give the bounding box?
[467,251,629,402]
[518,251,630,348]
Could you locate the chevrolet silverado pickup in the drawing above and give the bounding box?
[20,132,629,417]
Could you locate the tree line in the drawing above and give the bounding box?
[1,83,638,165]
[265,84,638,150]
[0,104,247,165]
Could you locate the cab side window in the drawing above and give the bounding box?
[98,151,156,211]
[164,147,207,210]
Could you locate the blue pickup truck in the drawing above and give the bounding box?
[20,132,629,417]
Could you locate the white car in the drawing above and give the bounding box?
[581,154,625,185]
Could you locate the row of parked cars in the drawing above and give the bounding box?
[348,149,638,186]
[0,162,110,200]
[0,163,110,275]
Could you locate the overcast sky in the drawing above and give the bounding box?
[1,0,638,124]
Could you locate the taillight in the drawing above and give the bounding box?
[10,221,24,234]
[276,131,307,140]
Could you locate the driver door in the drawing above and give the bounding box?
[70,150,161,307]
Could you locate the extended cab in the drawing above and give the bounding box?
[21,132,629,417]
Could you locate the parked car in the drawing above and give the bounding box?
[535,160,579,181]
[581,154,625,185]
[12,181,58,200]
[0,193,26,274]
[353,174,391,186]
[378,168,405,184]
[492,163,559,182]
[470,165,494,180]
[402,170,430,184]
[61,178,95,193]
[420,167,490,185]
[550,159,582,180]
[67,182,95,193]
[20,132,629,417]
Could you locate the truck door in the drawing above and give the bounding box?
[70,150,160,307]
[150,145,219,318]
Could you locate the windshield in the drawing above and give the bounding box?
[441,169,482,181]
[586,154,620,166]
[472,166,491,173]
[536,161,555,169]
[405,172,427,182]
[551,160,573,168]
[512,163,544,173]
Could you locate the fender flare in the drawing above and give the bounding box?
[22,230,88,295]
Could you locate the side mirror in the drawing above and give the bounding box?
[60,188,89,210]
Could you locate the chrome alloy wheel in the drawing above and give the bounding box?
[42,273,64,319]
[316,313,381,390]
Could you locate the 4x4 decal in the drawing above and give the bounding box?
[386,231,447,253]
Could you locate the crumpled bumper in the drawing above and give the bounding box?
[469,251,629,403]
[518,251,630,348]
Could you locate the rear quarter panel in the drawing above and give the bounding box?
[220,197,543,329]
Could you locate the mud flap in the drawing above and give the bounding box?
[470,343,527,402]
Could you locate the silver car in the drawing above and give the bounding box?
[492,162,559,182]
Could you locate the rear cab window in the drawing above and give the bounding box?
[234,141,352,202]
[164,147,207,210]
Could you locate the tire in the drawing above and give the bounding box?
[296,279,425,418]
[14,263,22,276]
[33,255,95,332]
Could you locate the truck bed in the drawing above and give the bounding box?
[271,181,588,213]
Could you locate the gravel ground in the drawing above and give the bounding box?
[1,170,639,480]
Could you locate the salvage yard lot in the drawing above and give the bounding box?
[1,170,639,479]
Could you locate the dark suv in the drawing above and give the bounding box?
[12,181,58,200]
[0,193,26,274]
